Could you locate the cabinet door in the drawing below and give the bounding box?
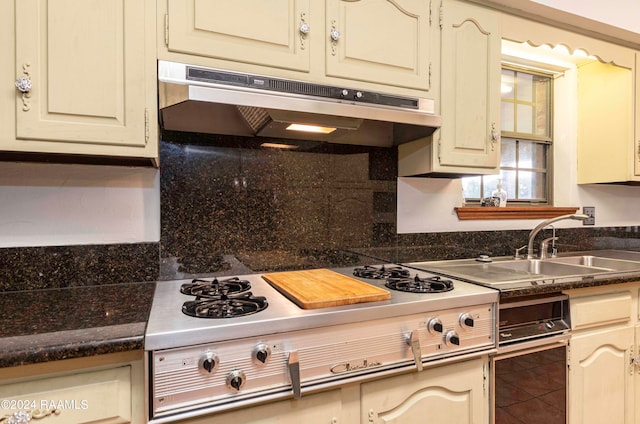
[15,0,151,148]
[635,52,640,179]
[325,0,435,92]
[438,0,501,172]
[166,0,311,72]
[361,358,487,424]
[568,326,635,424]
[577,60,634,183]
[173,388,345,424]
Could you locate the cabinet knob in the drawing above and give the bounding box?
[15,76,32,93]
[299,21,310,35]
[490,122,499,151]
[330,27,341,42]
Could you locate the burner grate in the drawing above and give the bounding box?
[353,265,410,280]
[180,277,251,297]
[182,293,268,318]
[180,277,267,318]
[385,275,454,293]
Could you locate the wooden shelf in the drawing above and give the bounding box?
[455,206,580,220]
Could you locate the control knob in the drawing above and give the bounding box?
[226,370,246,391]
[459,313,475,329]
[354,91,363,99]
[427,317,444,334]
[341,89,349,97]
[252,343,271,365]
[445,330,460,346]
[198,351,219,375]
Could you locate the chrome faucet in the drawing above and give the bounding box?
[526,214,589,259]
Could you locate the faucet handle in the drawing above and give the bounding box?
[540,237,559,260]
[514,245,527,259]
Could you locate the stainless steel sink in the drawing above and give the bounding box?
[418,260,609,285]
[548,255,640,271]
[408,250,640,287]
[490,259,607,275]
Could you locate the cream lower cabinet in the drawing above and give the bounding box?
[635,52,640,179]
[168,357,487,423]
[0,0,157,161]
[0,352,144,424]
[566,286,638,424]
[568,326,635,424]
[361,358,487,424]
[161,0,437,97]
[176,387,351,424]
[398,0,500,176]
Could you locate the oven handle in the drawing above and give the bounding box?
[495,333,570,358]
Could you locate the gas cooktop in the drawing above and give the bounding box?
[145,265,497,351]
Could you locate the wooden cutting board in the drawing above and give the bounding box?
[262,268,391,309]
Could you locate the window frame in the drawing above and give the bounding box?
[462,65,555,206]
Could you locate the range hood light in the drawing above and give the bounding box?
[285,123,337,134]
[260,142,299,149]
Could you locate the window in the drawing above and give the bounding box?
[462,67,553,204]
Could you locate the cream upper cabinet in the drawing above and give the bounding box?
[500,12,638,184]
[324,0,435,92]
[438,0,501,173]
[0,0,157,162]
[577,59,636,184]
[398,0,500,176]
[361,358,487,424]
[160,0,438,98]
[166,0,311,72]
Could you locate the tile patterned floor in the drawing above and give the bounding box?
[495,347,566,424]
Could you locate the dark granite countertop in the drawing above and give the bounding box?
[0,282,155,368]
[496,272,640,298]
[1,263,639,370]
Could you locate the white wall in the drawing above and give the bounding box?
[531,0,640,34]
[0,163,160,247]
[398,61,640,233]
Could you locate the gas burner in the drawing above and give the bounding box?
[180,277,251,297]
[180,277,267,318]
[385,275,454,293]
[353,265,411,280]
[182,292,268,319]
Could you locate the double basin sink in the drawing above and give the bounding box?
[410,250,640,287]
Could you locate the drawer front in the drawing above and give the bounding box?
[0,366,131,423]
[571,290,632,331]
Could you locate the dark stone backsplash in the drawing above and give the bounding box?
[1,131,640,291]
[0,243,158,292]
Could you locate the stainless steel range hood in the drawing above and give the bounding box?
[158,61,441,148]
